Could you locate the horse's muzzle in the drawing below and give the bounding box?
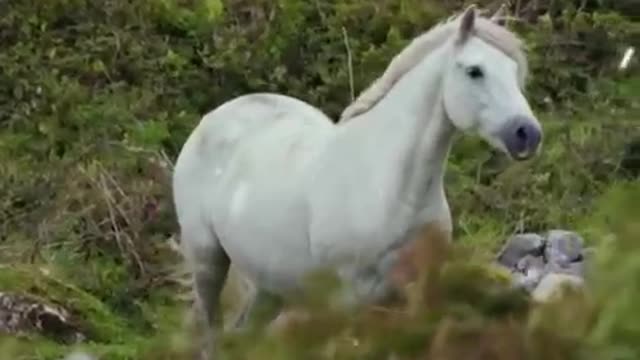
[499,115,542,161]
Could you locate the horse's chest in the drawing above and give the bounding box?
[338,220,452,307]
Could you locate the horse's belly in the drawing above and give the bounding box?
[220,229,315,294]
[223,237,315,294]
[213,181,315,294]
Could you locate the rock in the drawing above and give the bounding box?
[511,255,546,291]
[512,266,545,292]
[494,229,591,300]
[544,230,584,265]
[496,233,545,268]
[0,292,86,344]
[544,259,585,278]
[531,273,584,303]
[516,254,545,274]
[567,261,585,277]
[62,352,96,360]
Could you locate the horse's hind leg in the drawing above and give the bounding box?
[231,288,283,330]
[182,223,230,360]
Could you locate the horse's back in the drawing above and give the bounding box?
[173,92,333,213]
[180,93,332,163]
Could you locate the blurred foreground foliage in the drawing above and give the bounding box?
[0,0,638,359]
[211,183,640,360]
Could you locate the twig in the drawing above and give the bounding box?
[577,0,587,13]
[122,232,146,278]
[109,141,175,175]
[158,149,175,172]
[619,47,635,71]
[30,221,47,264]
[79,164,146,277]
[342,26,355,102]
[96,161,129,201]
[515,211,525,234]
[490,15,527,25]
[313,0,327,25]
[100,173,146,277]
[99,174,126,259]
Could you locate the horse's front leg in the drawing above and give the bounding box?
[264,267,401,335]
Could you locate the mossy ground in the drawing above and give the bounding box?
[1,0,638,359]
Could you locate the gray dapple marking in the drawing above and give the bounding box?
[172,5,543,358]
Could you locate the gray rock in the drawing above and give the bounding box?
[63,352,96,360]
[496,233,545,268]
[513,265,545,292]
[516,254,545,274]
[494,229,592,299]
[544,260,585,278]
[0,292,86,344]
[568,261,585,277]
[532,273,584,302]
[545,230,584,264]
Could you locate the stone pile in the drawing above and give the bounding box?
[495,230,590,302]
[0,291,86,344]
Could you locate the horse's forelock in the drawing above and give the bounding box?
[473,17,528,86]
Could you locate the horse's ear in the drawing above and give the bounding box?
[457,4,477,44]
[490,4,508,26]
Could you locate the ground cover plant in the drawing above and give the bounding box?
[0,0,638,359]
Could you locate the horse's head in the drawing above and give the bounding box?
[442,5,542,161]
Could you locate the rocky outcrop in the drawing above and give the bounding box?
[495,230,589,302]
[0,292,87,344]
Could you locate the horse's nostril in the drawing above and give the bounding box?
[516,126,528,141]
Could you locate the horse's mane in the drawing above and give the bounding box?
[338,10,528,122]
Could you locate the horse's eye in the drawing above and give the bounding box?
[466,66,484,79]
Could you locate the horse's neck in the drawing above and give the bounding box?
[337,44,455,213]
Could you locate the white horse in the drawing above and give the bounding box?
[172,5,542,358]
